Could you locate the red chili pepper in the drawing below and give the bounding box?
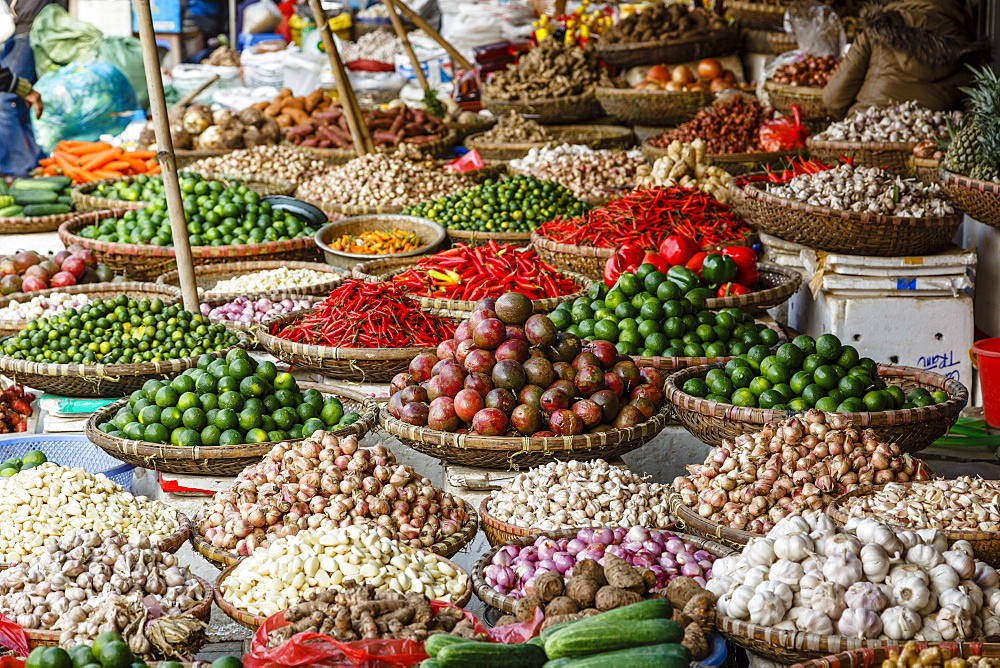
[717,282,752,297]
[603,244,645,288]
[685,251,709,277]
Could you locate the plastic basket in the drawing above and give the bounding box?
[0,434,135,488]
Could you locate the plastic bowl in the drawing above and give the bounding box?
[0,434,135,489]
[314,214,447,270]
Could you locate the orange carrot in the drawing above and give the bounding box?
[104,161,130,172]
[81,148,122,171]
[127,150,157,160]
[122,155,148,174]
[57,140,92,149]
[93,169,123,180]
[66,142,111,156]
[74,169,99,183]
[39,158,55,167]
[147,163,162,175]
[54,153,80,181]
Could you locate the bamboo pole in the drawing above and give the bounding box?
[134,0,199,311]
[391,0,473,71]
[383,0,429,90]
[308,0,374,155]
[170,74,220,110]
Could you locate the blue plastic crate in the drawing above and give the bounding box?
[0,435,134,489]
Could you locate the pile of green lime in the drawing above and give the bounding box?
[0,449,51,477]
[402,175,589,233]
[78,177,316,247]
[98,348,361,447]
[680,332,950,411]
[549,270,779,357]
[0,295,239,365]
[26,630,242,668]
[90,173,179,202]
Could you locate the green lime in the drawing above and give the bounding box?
[217,376,239,393]
[210,658,243,668]
[98,640,133,668]
[214,408,239,431]
[70,645,96,668]
[656,281,682,301]
[705,368,726,385]
[731,388,757,407]
[801,383,825,406]
[758,389,784,409]
[219,391,244,411]
[170,374,195,394]
[183,407,207,430]
[802,354,824,374]
[275,389,297,408]
[792,334,816,355]
[22,450,46,466]
[814,366,840,390]
[123,422,145,441]
[836,397,864,413]
[27,647,48,668]
[643,270,666,293]
[838,375,866,399]
[38,648,73,668]
[790,370,813,394]
[154,386,179,408]
[302,417,325,435]
[320,400,344,426]
[682,378,710,397]
[931,390,949,404]
[273,372,297,392]
[256,360,277,382]
[137,405,161,425]
[788,397,810,412]
[858,357,879,374]
[765,360,791,385]
[238,408,262,431]
[863,390,888,411]
[201,424,222,446]
[617,273,641,296]
[604,289,627,309]
[775,343,804,369]
[758,327,779,348]
[142,379,163,402]
[176,391,200,412]
[816,333,843,362]
[593,319,620,342]
[143,423,169,444]
[244,427,269,443]
[240,376,267,398]
[219,429,243,446]
[174,428,200,447]
[200,393,219,411]
[772,383,793,401]
[827,388,846,405]
[748,376,773,397]
[614,302,638,320]
[227,358,253,380]
[836,345,860,370]
[815,396,839,412]
[549,309,571,330]
[885,385,906,408]
[92,633,124,660]
[710,376,735,397]
[195,373,218,394]
[0,468,17,477]
[729,366,755,389]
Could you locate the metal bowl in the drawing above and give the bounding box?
[314,214,447,270]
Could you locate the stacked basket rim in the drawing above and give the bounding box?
[730,181,963,256]
[726,0,788,30]
[480,91,603,124]
[71,173,297,213]
[664,362,968,453]
[641,137,808,175]
[805,135,918,176]
[788,641,1000,668]
[940,168,1000,229]
[85,383,379,476]
[284,128,457,163]
[0,209,77,234]
[594,26,742,68]
[763,79,832,121]
[155,260,344,301]
[594,85,713,126]
[464,125,636,162]
[191,497,479,570]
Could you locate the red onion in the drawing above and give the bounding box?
[680,561,703,577]
[626,526,651,543]
[665,538,686,553]
[536,538,559,561]
[592,528,615,545]
[566,539,586,556]
[642,540,663,556]
[493,550,513,567]
[605,545,628,560]
[552,552,574,574]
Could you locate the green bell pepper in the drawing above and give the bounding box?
[701,253,738,285]
[685,287,715,310]
[667,265,701,293]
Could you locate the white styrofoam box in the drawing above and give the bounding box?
[801,250,975,296]
[803,246,977,277]
[759,234,809,329]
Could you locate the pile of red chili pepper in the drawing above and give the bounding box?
[737,156,843,186]
[535,187,752,249]
[393,241,579,302]
[275,280,456,348]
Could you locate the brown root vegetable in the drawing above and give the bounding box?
[539,610,600,631]
[682,592,717,632]
[495,615,519,627]
[603,554,645,593]
[533,571,565,603]
[573,559,606,586]
[672,609,691,627]
[595,586,643,611]
[515,595,542,622]
[239,107,265,127]
[683,622,711,661]
[666,576,705,609]
[544,596,580,617]
[638,568,657,592]
[565,576,600,608]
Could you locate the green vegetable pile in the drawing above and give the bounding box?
[402,175,588,233]
[77,177,317,246]
[99,348,361,447]
[25,630,243,668]
[0,449,52,477]
[680,332,951,411]
[89,172,176,202]
[0,295,239,365]
[550,270,779,357]
[0,176,73,218]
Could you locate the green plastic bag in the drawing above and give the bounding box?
[29,4,102,75]
[98,36,149,110]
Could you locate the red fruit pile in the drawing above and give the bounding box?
[0,385,33,433]
[0,244,111,295]
[387,291,666,437]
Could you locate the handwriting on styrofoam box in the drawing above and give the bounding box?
[917,350,962,381]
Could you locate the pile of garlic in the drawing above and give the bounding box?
[708,512,1000,642]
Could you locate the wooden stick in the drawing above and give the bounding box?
[383,0,428,90]
[308,0,374,156]
[170,74,220,110]
[134,0,199,311]
[391,0,473,71]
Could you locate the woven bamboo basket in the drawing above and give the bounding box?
[745,28,797,55]
[594,27,742,69]
[23,575,213,649]
[0,210,77,234]
[632,318,787,371]
[703,264,802,314]
[0,329,248,397]
[200,293,324,345]
[445,228,534,248]
[444,118,496,141]
[791,642,1000,668]
[464,125,636,162]
[764,80,832,121]
[191,498,478,570]
[594,86,713,126]
[480,92,603,124]
[727,0,788,30]
[314,214,447,269]
[668,491,757,549]
[157,512,194,554]
[379,400,672,469]
[85,383,378,476]
[255,312,450,383]
[155,260,342,301]
[806,136,917,176]
[175,147,234,168]
[913,157,942,185]
[214,549,473,630]
[286,130,457,164]
[642,138,807,175]
[0,282,182,337]
[352,255,592,313]
[59,211,322,281]
[941,170,1000,229]
[665,362,968,453]
[731,182,962,256]
[827,484,1000,567]
[472,527,736,614]
[72,174,296,213]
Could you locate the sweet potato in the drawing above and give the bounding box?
[533,571,565,603]
[275,114,293,129]
[565,576,600,608]
[544,596,580,617]
[666,576,705,609]
[515,595,542,622]
[284,107,310,125]
[595,586,643,611]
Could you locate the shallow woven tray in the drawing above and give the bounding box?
[0,210,77,234]
[314,214,447,269]
[214,549,472,630]
[827,483,1000,567]
[727,0,788,29]
[444,118,496,141]
[379,399,672,469]
[703,264,802,314]
[174,147,234,168]
[642,138,807,175]
[445,228,533,248]
[0,328,248,397]
[156,260,343,301]
[665,362,968,453]
[58,211,321,281]
[668,490,757,549]
[464,125,636,162]
[480,91,603,125]
[286,130,457,164]
[595,86,713,127]
[806,136,917,176]
[913,157,941,185]
[192,498,478,570]
[255,311,447,383]
[72,174,295,213]
[24,574,213,649]
[731,182,962,256]
[0,281,182,337]
[86,383,378,476]
[790,642,1000,668]
[941,169,1000,229]
[595,27,742,69]
[471,527,736,614]
[200,293,324,344]
[745,28,797,55]
[764,80,832,121]
[352,255,592,313]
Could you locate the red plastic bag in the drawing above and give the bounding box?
[759,105,810,152]
[442,150,485,173]
[486,607,544,644]
[0,612,28,657]
[245,601,489,668]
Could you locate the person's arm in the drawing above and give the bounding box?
[823,34,872,120]
[0,65,43,118]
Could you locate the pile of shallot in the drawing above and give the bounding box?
[484,527,716,598]
[201,296,315,325]
[195,432,469,556]
[673,410,933,535]
[709,512,1000,641]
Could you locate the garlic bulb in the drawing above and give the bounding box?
[943,550,976,580]
[939,588,976,615]
[916,615,944,641]
[951,540,975,557]
[889,563,929,586]
[812,581,847,621]
[706,576,732,600]
[916,529,948,553]
[818,533,862,559]
[975,562,999,589]
[906,544,944,570]
[851,518,904,557]
[845,581,889,612]
[769,559,804,589]
[897,531,920,549]
[823,551,863,589]
[726,585,755,620]
[795,609,834,635]
[928,563,960,595]
[810,513,837,533]
[881,606,921,640]
[772,516,812,538]
[758,580,794,608]
[837,608,883,639]
[860,544,890,583]
[774,533,813,563]
[744,566,769,589]
[744,538,776,568]
[712,556,739,580]
[937,603,973,640]
[960,579,983,608]
[894,575,931,611]
[748,590,788,626]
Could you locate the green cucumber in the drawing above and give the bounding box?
[0,180,7,195]
[551,600,673,636]
[437,640,546,668]
[559,643,690,668]
[543,659,574,668]
[424,634,473,657]
[13,176,71,190]
[12,190,59,205]
[23,203,72,217]
[545,619,683,660]
[528,635,547,647]
[0,205,23,217]
[57,194,73,205]
[419,660,442,668]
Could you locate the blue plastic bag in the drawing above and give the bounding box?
[30,61,137,153]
